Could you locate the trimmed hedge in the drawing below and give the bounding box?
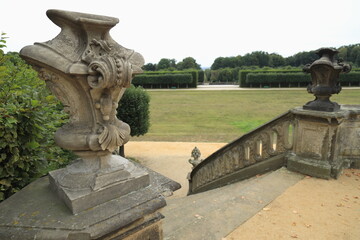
[245,71,360,88]
[339,72,360,86]
[246,73,311,87]
[134,70,199,88]
[132,73,193,88]
[239,69,302,87]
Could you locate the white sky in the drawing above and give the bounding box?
[1,0,360,68]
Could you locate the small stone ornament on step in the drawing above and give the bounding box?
[189,146,203,168]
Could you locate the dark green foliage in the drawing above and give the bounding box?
[142,63,156,71]
[217,68,234,82]
[176,57,201,70]
[243,69,360,88]
[132,74,193,88]
[239,68,301,87]
[246,73,311,87]
[207,68,240,83]
[133,70,198,88]
[117,85,150,137]
[198,70,205,83]
[339,72,360,86]
[156,58,176,71]
[0,50,73,201]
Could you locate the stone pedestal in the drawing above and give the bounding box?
[0,163,180,240]
[11,9,182,239]
[287,105,360,179]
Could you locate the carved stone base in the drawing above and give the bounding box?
[0,164,180,239]
[287,154,332,179]
[303,99,340,112]
[49,154,150,214]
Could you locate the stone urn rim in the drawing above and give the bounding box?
[46,9,119,28]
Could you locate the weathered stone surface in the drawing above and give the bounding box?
[189,105,360,194]
[288,105,360,178]
[19,9,153,215]
[14,9,181,240]
[0,162,180,240]
[48,156,150,214]
[303,48,351,112]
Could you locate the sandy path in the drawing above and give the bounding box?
[225,169,360,240]
[126,141,360,239]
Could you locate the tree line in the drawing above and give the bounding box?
[143,57,201,71]
[142,43,360,71]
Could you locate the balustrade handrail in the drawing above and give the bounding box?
[188,110,296,194]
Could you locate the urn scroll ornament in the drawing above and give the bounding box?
[20,9,148,213]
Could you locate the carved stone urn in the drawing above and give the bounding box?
[20,9,148,214]
[303,48,351,112]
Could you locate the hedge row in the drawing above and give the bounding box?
[245,71,360,88]
[134,70,199,88]
[246,73,311,87]
[239,69,302,87]
[339,72,360,86]
[132,74,193,88]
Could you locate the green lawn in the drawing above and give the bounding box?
[131,89,360,143]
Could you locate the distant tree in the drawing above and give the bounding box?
[242,53,259,66]
[211,57,225,70]
[142,63,156,71]
[350,45,360,66]
[156,58,172,70]
[169,59,177,69]
[287,51,317,66]
[177,57,201,70]
[338,47,348,61]
[269,53,285,67]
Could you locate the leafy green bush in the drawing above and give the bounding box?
[117,85,150,137]
[0,49,72,201]
[132,73,193,88]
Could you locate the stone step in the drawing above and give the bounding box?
[161,167,304,240]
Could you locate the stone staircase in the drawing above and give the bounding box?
[188,106,360,195]
[161,168,304,240]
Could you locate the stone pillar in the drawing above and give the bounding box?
[287,106,360,179]
[0,9,180,239]
[286,48,359,179]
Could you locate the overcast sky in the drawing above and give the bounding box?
[1,0,360,68]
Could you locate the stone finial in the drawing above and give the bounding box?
[189,146,202,168]
[303,48,351,112]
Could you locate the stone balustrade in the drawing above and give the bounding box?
[188,111,295,194]
[188,105,360,195]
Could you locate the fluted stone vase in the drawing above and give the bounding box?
[20,9,148,214]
